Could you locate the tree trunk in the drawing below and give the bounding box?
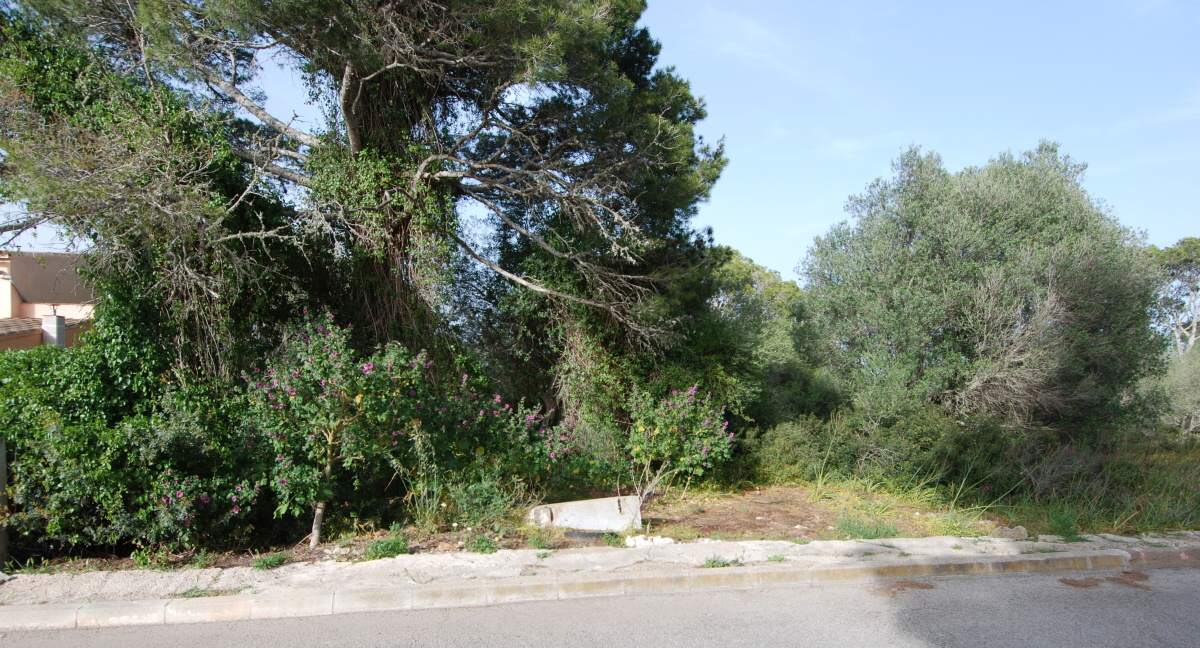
[309,438,335,550]
[309,500,326,550]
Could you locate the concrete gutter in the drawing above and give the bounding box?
[0,544,1193,632]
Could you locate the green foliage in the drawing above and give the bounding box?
[804,143,1163,430]
[465,535,499,554]
[1151,237,1200,354]
[251,552,288,571]
[1159,348,1200,435]
[0,303,270,552]
[362,536,409,561]
[625,386,733,494]
[447,478,521,529]
[708,250,840,426]
[602,533,625,548]
[834,514,898,540]
[701,556,741,568]
[1047,509,1084,542]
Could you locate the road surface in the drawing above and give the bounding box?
[4,568,1198,647]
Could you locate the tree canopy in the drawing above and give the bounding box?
[803,143,1162,429]
[1,0,724,357]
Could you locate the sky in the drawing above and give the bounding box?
[10,1,1197,279]
[637,0,1200,278]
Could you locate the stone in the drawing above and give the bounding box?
[526,495,642,533]
[990,526,1028,540]
[624,535,675,548]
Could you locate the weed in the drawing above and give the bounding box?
[190,550,216,569]
[525,526,563,550]
[467,535,499,554]
[1048,509,1084,542]
[835,514,898,540]
[251,552,288,570]
[767,554,786,562]
[702,556,743,568]
[132,547,172,570]
[602,532,624,548]
[536,550,552,560]
[177,586,245,598]
[791,537,811,545]
[363,536,409,560]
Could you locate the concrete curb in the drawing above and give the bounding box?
[0,547,1193,632]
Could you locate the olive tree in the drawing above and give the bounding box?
[803,143,1163,429]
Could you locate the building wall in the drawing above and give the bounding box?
[0,329,41,351]
[16,302,93,319]
[0,256,14,319]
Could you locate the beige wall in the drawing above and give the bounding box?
[16,302,93,319]
[0,256,14,319]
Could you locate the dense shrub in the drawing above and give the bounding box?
[1159,349,1200,435]
[804,143,1163,431]
[248,313,554,545]
[1,346,270,551]
[625,386,733,495]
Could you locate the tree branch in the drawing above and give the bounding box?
[200,70,322,149]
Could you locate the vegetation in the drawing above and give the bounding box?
[362,536,409,561]
[250,552,288,571]
[0,1,1195,570]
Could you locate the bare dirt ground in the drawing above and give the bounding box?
[643,486,839,541]
[9,484,993,576]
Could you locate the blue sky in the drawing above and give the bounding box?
[639,0,1200,277]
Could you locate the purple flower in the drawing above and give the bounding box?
[232,505,241,514]
[493,394,503,404]
[362,362,375,375]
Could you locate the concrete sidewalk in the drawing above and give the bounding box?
[1,532,1196,631]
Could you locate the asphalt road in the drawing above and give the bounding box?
[5,568,1198,647]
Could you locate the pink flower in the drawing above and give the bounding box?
[362,362,375,375]
[493,394,503,404]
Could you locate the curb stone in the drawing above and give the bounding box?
[1,546,1194,632]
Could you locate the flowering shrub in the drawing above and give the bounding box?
[248,313,427,547]
[625,385,733,496]
[248,313,553,545]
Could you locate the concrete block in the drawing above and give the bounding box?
[76,600,166,628]
[0,603,79,631]
[527,495,641,533]
[250,591,333,619]
[621,572,694,595]
[556,575,626,600]
[755,567,811,587]
[410,584,490,609]
[333,589,413,614]
[692,568,759,590]
[484,580,561,604]
[165,596,253,624]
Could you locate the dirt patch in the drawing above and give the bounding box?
[873,579,935,597]
[1059,571,1152,591]
[642,486,840,541]
[1106,571,1151,590]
